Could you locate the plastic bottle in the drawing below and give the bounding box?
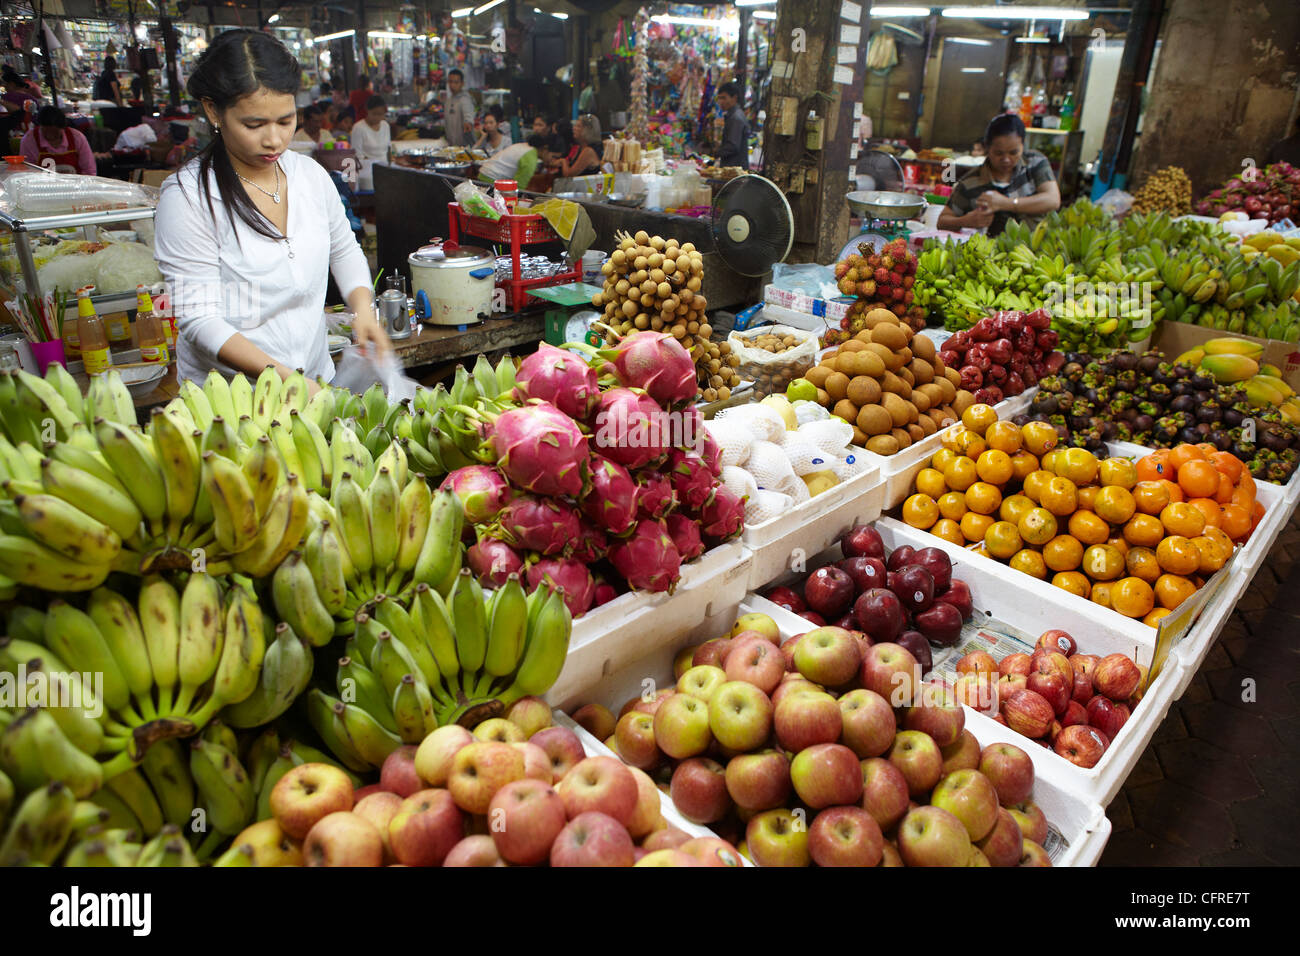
[135,285,168,366]
[62,301,81,356]
[75,287,111,376]
[1060,91,1076,131]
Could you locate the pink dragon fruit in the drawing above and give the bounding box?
[608,518,682,593]
[490,402,589,498]
[526,558,597,617]
[697,485,746,542]
[466,538,525,588]
[572,520,609,562]
[513,343,600,423]
[496,495,581,557]
[580,455,639,535]
[597,331,699,406]
[635,470,677,519]
[696,430,723,477]
[665,513,705,561]
[592,574,618,608]
[667,449,714,511]
[594,388,671,470]
[440,465,512,524]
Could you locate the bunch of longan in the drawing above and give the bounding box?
[593,229,742,402]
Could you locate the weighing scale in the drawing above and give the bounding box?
[527,281,607,345]
[838,150,926,260]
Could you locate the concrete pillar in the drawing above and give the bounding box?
[1133,0,1300,192]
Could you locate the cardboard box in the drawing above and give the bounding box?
[1153,319,1300,391]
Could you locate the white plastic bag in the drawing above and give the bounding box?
[1096,188,1134,217]
[331,345,418,403]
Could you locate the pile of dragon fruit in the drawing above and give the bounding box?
[441,333,746,617]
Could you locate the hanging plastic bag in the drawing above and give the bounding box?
[453,180,503,221]
[331,344,418,403]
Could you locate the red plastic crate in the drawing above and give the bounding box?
[448,202,559,244]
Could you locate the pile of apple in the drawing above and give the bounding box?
[762,524,975,674]
[951,629,1146,770]
[232,697,742,867]
[570,611,1057,866]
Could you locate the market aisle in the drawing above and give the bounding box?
[1101,513,1300,866]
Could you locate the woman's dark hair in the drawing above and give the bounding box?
[555,118,574,148]
[525,133,549,150]
[336,106,355,122]
[319,81,332,95]
[187,28,301,241]
[2,66,22,86]
[486,104,504,123]
[104,56,117,72]
[36,105,66,128]
[357,73,371,88]
[365,95,386,112]
[984,113,1026,147]
[302,104,323,120]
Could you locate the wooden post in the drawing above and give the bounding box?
[1095,0,1162,194]
[762,0,873,263]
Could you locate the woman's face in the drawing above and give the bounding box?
[303,111,321,135]
[532,117,547,136]
[574,119,587,143]
[367,105,388,127]
[206,88,297,170]
[337,115,354,134]
[987,133,1024,179]
[483,114,498,134]
[40,124,62,142]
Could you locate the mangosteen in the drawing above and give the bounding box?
[1170,394,1196,414]
[1263,425,1291,452]
[1224,407,1244,428]
[1083,387,1100,404]
[1151,363,1175,386]
[1100,421,1119,441]
[1115,422,1135,442]
[1011,413,1031,427]
[1212,432,1234,452]
[1171,364,1192,379]
[1116,370,1138,391]
[1038,375,1065,393]
[1194,422,1213,438]
[1283,448,1299,465]
[1149,383,1172,403]
[1179,426,1202,444]
[1269,462,1291,483]
[1133,413,1155,434]
[1156,417,1181,442]
[1066,351,1089,366]
[1138,351,1162,374]
[1189,373,1215,390]
[1053,423,1070,442]
[1197,401,1221,424]
[1070,414,1092,432]
[1250,460,1268,479]
[1121,407,1140,424]
[1113,351,1138,372]
[1194,390,1212,405]
[1056,393,1075,411]
[1048,414,1068,429]
[1030,393,1058,416]
[1063,362,1085,382]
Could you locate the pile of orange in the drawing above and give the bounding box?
[901,404,1263,627]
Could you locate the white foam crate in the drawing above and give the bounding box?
[742,454,885,591]
[553,711,754,865]
[552,540,752,709]
[875,519,1186,808]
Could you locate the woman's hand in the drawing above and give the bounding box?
[977,192,1010,213]
[967,205,996,229]
[353,311,394,361]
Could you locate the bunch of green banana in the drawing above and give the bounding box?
[274,477,464,637]
[0,779,78,865]
[307,576,571,768]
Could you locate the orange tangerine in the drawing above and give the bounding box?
[1123,513,1166,548]
[903,493,940,528]
[1167,443,1205,473]
[1155,535,1200,576]
[1043,534,1084,572]
[985,421,1024,454]
[1090,582,1114,609]
[1201,525,1235,556]
[952,428,988,460]
[1082,544,1126,581]
[1075,485,1100,512]
[1158,479,1185,504]
[1057,448,1099,486]
[1219,503,1251,541]
[1021,421,1058,457]
[1186,498,1223,529]
[965,481,1003,516]
[1132,481,1171,515]
[915,467,948,500]
[931,518,965,546]
[1098,457,1138,489]
[1196,442,1218,457]
[1051,571,1092,598]
[1000,493,1036,525]
[1143,607,1172,628]
[1010,450,1040,482]
[1068,510,1111,545]
[931,448,958,473]
[960,511,996,543]
[1018,507,1059,546]
[1250,500,1266,533]
[938,491,970,522]
[984,521,1024,560]
[943,456,978,492]
[1238,472,1257,500]
[1106,535,1132,559]
[1009,549,1048,580]
[1110,576,1156,618]
[961,403,998,436]
[1214,471,1235,504]
[1094,486,1137,524]
[1135,451,1171,483]
[1154,573,1197,610]
[1208,451,1243,484]
[1160,501,1206,538]
[1125,546,1162,583]
[967,542,991,558]
[1022,470,1054,503]
[1040,476,1079,517]
[976,449,1014,485]
[1177,459,1220,499]
[1040,448,1064,476]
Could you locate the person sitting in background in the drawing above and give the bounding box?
[20,105,97,175]
[553,118,577,165]
[531,114,551,138]
[2,67,39,113]
[350,95,391,191]
[478,133,550,189]
[552,114,603,177]
[293,104,335,145]
[349,74,373,125]
[333,106,355,141]
[473,105,512,156]
[321,101,339,131]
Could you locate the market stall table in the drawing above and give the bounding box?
[391,313,544,369]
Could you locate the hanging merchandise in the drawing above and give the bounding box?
[625,7,650,143]
[865,29,898,74]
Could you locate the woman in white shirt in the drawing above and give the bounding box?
[153,29,389,387]
[472,106,512,156]
[349,95,392,191]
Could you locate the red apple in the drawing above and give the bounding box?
[978,743,1035,806]
[1086,695,1130,740]
[271,763,355,841]
[1031,649,1074,688]
[1061,700,1088,728]
[302,811,383,867]
[956,650,997,677]
[678,836,744,868]
[809,806,884,867]
[1093,653,1141,701]
[885,545,917,571]
[803,565,856,618]
[930,769,1000,841]
[724,749,792,811]
[557,756,638,825]
[352,791,402,863]
[529,726,585,782]
[887,730,944,798]
[670,757,733,824]
[626,767,665,840]
[389,788,466,867]
[911,547,953,592]
[913,601,964,647]
[837,556,888,593]
[774,690,843,752]
[790,743,864,809]
[953,674,999,715]
[763,585,806,614]
[550,811,636,867]
[892,564,936,614]
[443,834,506,867]
[570,703,617,741]
[724,637,786,695]
[779,635,802,672]
[859,642,919,707]
[880,840,904,867]
[1001,689,1055,739]
[792,626,861,687]
[894,631,934,674]
[512,741,552,784]
[977,806,1024,867]
[838,688,896,759]
[1007,800,1049,845]
[379,745,422,798]
[998,653,1033,678]
[653,692,713,760]
[692,637,732,669]
[745,808,811,867]
[473,717,525,744]
[940,729,982,774]
[413,724,475,788]
[677,663,728,702]
[897,806,973,867]
[860,757,911,832]
[1036,629,1077,657]
[642,826,692,852]
[1026,671,1071,716]
[673,645,698,680]
[853,588,905,642]
[933,579,974,619]
[1054,724,1108,768]
[841,524,885,560]
[1019,839,1052,866]
[707,680,774,752]
[903,697,965,748]
[1071,668,1094,705]
[614,710,661,770]
[771,673,821,706]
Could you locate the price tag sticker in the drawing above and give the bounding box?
[841,24,861,44]
[841,0,862,23]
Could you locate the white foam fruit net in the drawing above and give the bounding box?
[797,419,854,456]
[832,452,870,481]
[713,404,786,443]
[704,419,754,468]
[782,473,812,503]
[720,465,758,501]
[745,489,793,524]
[793,400,831,426]
[782,436,834,476]
[746,439,798,490]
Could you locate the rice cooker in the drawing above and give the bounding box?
[409,241,496,326]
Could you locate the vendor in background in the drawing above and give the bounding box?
[20,106,98,175]
[333,106,355,141]
[350,95,392,191]
[443,69,476,146]
[473,105,512,156]
[551,114,603,177]
[478,133,551,189]
[348,74,373,125]
[293,104,334,146]
[2,67,40,113]
[153,29,389,389]
[938,114,1060,237]
[94,56,124,106]
[715,82,749,168]
[321,101,339,132]
[531,114,551,138]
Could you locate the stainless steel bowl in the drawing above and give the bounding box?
[608,192,643,207]
[846,189,926,221]
[553,191,608,203]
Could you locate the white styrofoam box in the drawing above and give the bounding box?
[742,455,884,590]
[759,301,835,333]
[554,711,753,865]
[552,540,752,708]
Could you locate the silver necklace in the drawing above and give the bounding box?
[237,162,282,204]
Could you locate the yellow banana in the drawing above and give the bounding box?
[171,572,225,718]
[304,519,348,616]
[289,409,331,493]
[240,434,282,522]
[331,472,374,581]
[11,492,121,565]
[412,489,463,595]
[366,466,401,573]
[395,476,432,574]
[229,472,309,578]
[201,451,260,555]
[94,418,168,530]
[229,371,254,420]
[140,739,195,830]
[222,622,313,730]
[179,379,214,432]
[0,780,77,866]
[39,455,141,543]
[150,406,201,530]
[271,550,335,647]
[104,769,165,838]
[138,574,182,714]
[252,366,282,431]
[280,369,309,417]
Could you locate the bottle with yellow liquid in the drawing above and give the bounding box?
[76,287,112,376]
[104,308,131,345]
[135,285,168,366]
[63,296,81,356]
